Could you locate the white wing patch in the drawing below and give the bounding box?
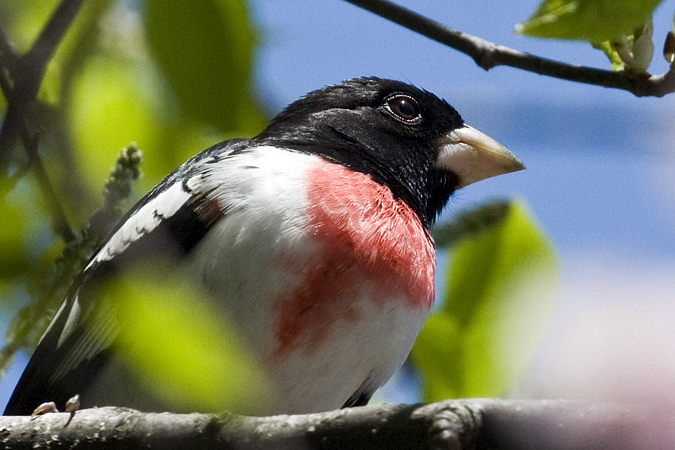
[86,182,192,269]
[56,296,81,348]
[52,181,193,350]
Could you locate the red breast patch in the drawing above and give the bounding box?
[273,161,435,359]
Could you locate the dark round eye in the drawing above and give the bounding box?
[385,95,422,123]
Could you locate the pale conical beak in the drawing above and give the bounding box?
[436,124,525,188]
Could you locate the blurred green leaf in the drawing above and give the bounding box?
[516,0,664,42]
[412,199,558,400]
[69,56,167,191]
[409,311,464,399]
[145,0,266,135]
[2,145,144,372]
[1,0,60,52]
[108,262,274,414]
[0,195,27,282]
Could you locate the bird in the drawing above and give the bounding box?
[4,77,524,416]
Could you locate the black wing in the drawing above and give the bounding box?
[4,139,250,415]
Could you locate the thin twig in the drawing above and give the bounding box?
[0,0,85,242]
[0,21,17,99]
[26,0,87,70]
[344,0,675,97]
[0,0,86,159]
[25,133,78,242]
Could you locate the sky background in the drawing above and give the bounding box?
[2,0,675,408]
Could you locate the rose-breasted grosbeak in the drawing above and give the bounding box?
[4,77,524,416]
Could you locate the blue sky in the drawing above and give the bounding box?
[2,0,675,409]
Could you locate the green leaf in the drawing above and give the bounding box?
[0,194,27,282]
[412,200,558,400]
[410,311,464,399]
[69,56,168,192]
[107,262,275,414]
[516,0,664,42]
[144,0,266,135]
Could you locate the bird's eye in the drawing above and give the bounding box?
[385,94,422,123]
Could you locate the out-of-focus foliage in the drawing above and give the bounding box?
[145,0,264,134]
[109,262,273,414]
[66,0,266,195]
[517,0,664,73]
[0,185,27,287]
[0,145,143,380]
[412,200,559,400]
[0,0,264,378]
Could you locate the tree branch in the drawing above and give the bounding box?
[344,0,675,97]
[0,0,86,156]
[0,22,18,99]
[0,0,86,242]
[1,399,671,449]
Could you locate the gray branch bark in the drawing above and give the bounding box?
[344,0,675,98]
[1,399,671,449]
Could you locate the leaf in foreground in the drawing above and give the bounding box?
[106,263,274,414]
[412,200,559,400]
[516,0,663,42]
